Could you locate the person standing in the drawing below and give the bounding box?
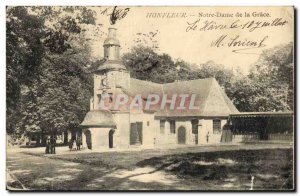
[53,136,56,154]
[50,136,56,154]
[68,139,73,151]
[76,138,81,150]
[45,137,50,154]
[73,139,76,151]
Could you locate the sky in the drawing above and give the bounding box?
[86,6,294,74]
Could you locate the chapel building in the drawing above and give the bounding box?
[79,27,239,150]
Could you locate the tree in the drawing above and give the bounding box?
[6,7,45,133]
[7,6,97,136]
[122,45,178,83]
[226,42,294,112]
[248,42,294,111]
[191,61,234,88]
[121,43,294,113]
[122,46,235,86]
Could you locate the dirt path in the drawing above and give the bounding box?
[7,150,193,190]
[7,143,293,191]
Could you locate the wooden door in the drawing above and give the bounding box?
[130,122,143,145]
[109,129,115,148]
[178,126,186,144]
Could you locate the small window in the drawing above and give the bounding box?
[170,120,176,134]
[213,119,221,134]
[160,120,165,134]
[147,121,150,126]
[192,119,198,134]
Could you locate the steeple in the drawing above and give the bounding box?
[103,27,120,60]
[97,28,126,72]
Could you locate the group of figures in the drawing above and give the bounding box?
[45,136,56,154]
[68,138,82,151]
[44,136,83,154]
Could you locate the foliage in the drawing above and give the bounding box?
[122,45,175,83]
[123,44,293,112]
[249,42,294,111]
[7,6,97,135]
[228,42,293,112]
[7,6,293,137]
[190,61,234,88]
[6,7,45,133]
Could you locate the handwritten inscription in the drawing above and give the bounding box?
[186,18,288,32]
[211,34,269,54]
[100,6,130,25]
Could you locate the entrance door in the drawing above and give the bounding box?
[109,129,115,148]
[130,122,143,145]
[85,130,92,150]
[178,126,186,144]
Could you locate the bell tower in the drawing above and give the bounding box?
[103,27,120,60]
[92,27,130,110]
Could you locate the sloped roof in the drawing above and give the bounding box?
[96,60,127,72]
[80,110,116,128]
[118,77,239,117]
[200,79,239,116]
[103,37,120,46]
[159,78,212,117]
[121,78,163,99]
[219,85,240,114]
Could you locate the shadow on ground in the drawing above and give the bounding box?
[136,148,294,190]
[7,146,294,190]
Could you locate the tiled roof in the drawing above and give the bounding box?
[118,77,239,117]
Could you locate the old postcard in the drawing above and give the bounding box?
[6,6,295,191]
